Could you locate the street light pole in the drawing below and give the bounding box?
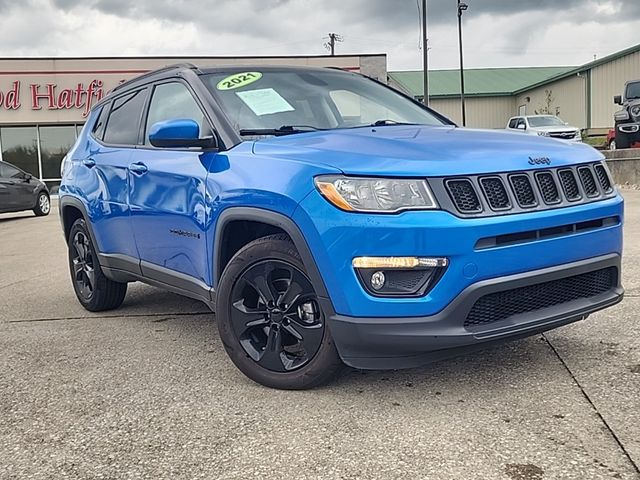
[457,0,468,126]
[422,0,429,106]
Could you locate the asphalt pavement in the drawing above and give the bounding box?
[0,192,638,480]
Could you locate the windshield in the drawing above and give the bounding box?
[625,82,640,100]
[202,69,447,135]
[527,116,566,127]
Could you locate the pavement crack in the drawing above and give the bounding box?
[542,333,640,475]
[7,311,211,323]
[0,272,50,291]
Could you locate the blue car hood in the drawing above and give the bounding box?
[251,125,603,176]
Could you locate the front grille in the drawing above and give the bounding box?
[594,164,613,193]
[480,177,511,210]
[578,166,599,197]
[446,179,482,212]
[535,171,561,204]
[464,267,617,329]
[558,169,582,201]
[437,162,615,217]
[509,174,538,207]
[549,131,577,139]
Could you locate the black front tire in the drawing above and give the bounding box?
[68,219,127,312]
[33,191,50,216]
[216,234,342,390]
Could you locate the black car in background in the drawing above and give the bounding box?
[0,160,50,216]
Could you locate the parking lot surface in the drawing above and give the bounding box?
[1,192,639,480]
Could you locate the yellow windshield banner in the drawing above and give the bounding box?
[216,72,263,90]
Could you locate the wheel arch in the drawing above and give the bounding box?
[213,207,330,301]
[59,196,96,246]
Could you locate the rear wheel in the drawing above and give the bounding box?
[216,234,342,389]
[68,219,127,311]
[33,191,50,216]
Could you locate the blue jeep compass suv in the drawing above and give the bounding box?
[59,64,624,389]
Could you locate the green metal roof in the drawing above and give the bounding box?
[389,66,574,98]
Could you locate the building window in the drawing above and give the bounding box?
[0,126,39,177]
[39,125,77,180]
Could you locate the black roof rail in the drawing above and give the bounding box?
[111,63,201,93]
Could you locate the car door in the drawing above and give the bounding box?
[0,162,33,212]
[128,80,216,296]
[82,89,148,269]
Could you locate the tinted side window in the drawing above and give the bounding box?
[91,104,110,140]
[144,82,210,144]
[0,163,23,179]
[103,89,148,145]
[508,118,517,128]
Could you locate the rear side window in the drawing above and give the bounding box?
[91,104,110,141]
[508,118,518,128]
[144,82,210,145]
[103,89,148,145]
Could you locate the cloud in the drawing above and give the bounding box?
[0,0,637,71]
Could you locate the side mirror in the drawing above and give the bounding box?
[517,124,526,130]
[614,95,623,105]
[23,173,32,182]
[148,119,216,149]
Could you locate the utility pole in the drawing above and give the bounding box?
[325,33,343,56]
[422,0,429,106]
[457,0,468,126]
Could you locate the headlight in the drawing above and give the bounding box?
[315,176,437,213]
[630,105,640,117]
[537,131,550,136]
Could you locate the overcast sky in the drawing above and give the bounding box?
[0,0,638,71]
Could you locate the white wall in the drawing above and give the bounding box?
[430,96,516,129]
[590,50,640,129]
[516,75,587,129]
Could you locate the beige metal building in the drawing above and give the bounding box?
[389,43,640,131]
[0,54,387,193]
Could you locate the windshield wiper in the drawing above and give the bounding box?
[368,119,421,127]
[239,125,326,136]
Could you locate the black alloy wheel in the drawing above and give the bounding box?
[229,260,325,372]
[71,229,96,301]
[67,219,127,311]
[216,234,342,390]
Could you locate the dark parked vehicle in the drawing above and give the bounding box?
[613,79,640,149]
[0,160,50,216]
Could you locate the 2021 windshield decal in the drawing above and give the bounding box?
[216,72,263,90]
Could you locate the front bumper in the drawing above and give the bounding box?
[325,254,623,369]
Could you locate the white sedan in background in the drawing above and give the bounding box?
[506,115,582,143]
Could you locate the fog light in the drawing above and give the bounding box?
[370,271,386,290]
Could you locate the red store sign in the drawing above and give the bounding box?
[0,80,106,117]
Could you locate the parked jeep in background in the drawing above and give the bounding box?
[613,79,640,149]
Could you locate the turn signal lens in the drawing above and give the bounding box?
[352,257,448,269]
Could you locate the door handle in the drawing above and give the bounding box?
[129,162,148,175]
[82,158,96,168]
